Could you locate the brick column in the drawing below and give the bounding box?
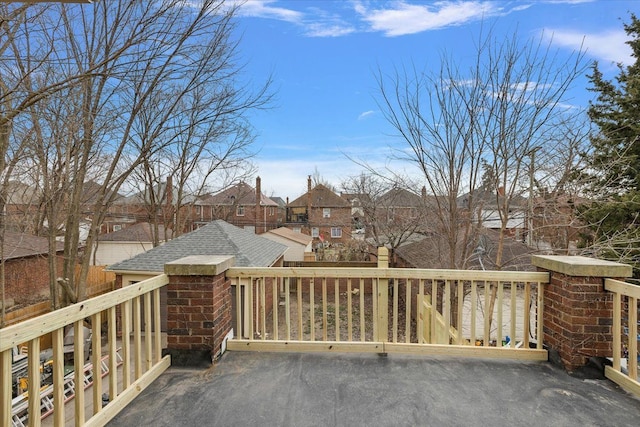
[532,255,632,372]
[164,255,235,366]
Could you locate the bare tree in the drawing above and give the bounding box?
[2,1,271,309]
[376,56,489,269]
[376,27,587,329]
[130,48,268,242]
[342,173,431,264]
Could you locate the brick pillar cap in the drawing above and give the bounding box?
[532,255,632,278]
[164,255,235,276]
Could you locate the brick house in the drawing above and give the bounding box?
[286,176,352,245]
[193,177,282,234]
[103,179,175,235]
[2,232,64,309]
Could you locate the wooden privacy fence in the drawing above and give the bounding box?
[605,278,640,396]
[0,274,170,427]
[2,266,116,328]
[226,267,548,360]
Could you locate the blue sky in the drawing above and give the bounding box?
[232,0,636,199]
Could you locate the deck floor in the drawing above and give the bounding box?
[109,351,640,427]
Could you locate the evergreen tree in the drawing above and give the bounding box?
[580,14,640,273]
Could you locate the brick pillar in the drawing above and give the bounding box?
[532,255,632,372]
[164,255,235,366]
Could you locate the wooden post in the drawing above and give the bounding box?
[377,247,389,269]
[376,247,389,342]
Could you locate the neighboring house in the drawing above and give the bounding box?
[1,232,64,308]
[4,180,118,243]
[286,176,352,244]
[4,181,39,234]
[340,192,371,238]
[458,187,527,239]
[194,177,282,234]
[342,186,431,254]
[105,178,176,235]
[91,222,173,266]
[377,187,428,224]
[395,229,533,271]
[106,219,287,284]
[106,220,287,335]
[262,227,313,262]
[531,192,583,253]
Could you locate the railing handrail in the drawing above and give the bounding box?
[227,265,548,361]
[603,277,640,397]
[0,274,168,352]
[605,278,640,298]
[227,266,549,282]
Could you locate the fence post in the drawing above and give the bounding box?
[164,255,235,366]
[532,255,632,373]
[377,247,389,342]
[377,247,389,269]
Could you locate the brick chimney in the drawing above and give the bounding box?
[255,176,262,233]
[307,175,312,222]
[165,175,174,230]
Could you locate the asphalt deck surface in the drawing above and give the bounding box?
[109,351,640,427]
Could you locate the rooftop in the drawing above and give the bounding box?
[97,222,173,242]
[2,231,64,260]
[106,220,287,272]
[109,351,640,427]
[264,226,313,245]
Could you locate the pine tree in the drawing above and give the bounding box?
[580,14,640,273]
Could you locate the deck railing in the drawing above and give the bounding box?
[0,274,170,427]
[605,278,640,396]
[226,267,548,360]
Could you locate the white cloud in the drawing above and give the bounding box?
[354,1,504,36]
[305,23,355,38]
[358,110,375,120]
[543,0,594,4]
[236,0,303,23]
[545,28,633,67]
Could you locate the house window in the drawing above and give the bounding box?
[269,206,275,216]
[236,205,245,216]
[311,227,319,238]
[113,224,122,232]
[323,208,331,218]
[293,227,301,234]
[331,227,342,238]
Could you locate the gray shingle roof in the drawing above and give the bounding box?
[289,184,350,208]
[98,222,173,242]
[2,232,64,260]
[106,220,287,272]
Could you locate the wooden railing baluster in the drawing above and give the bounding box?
[272,277,278,341]
[347,278,353,342]
[310,278,315,342]
[285,277,291,341]
[322,278,328,341]
[335,278,340,342]
[497,282,503,346]
[28,338,41,427]
[510,282,517,348]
